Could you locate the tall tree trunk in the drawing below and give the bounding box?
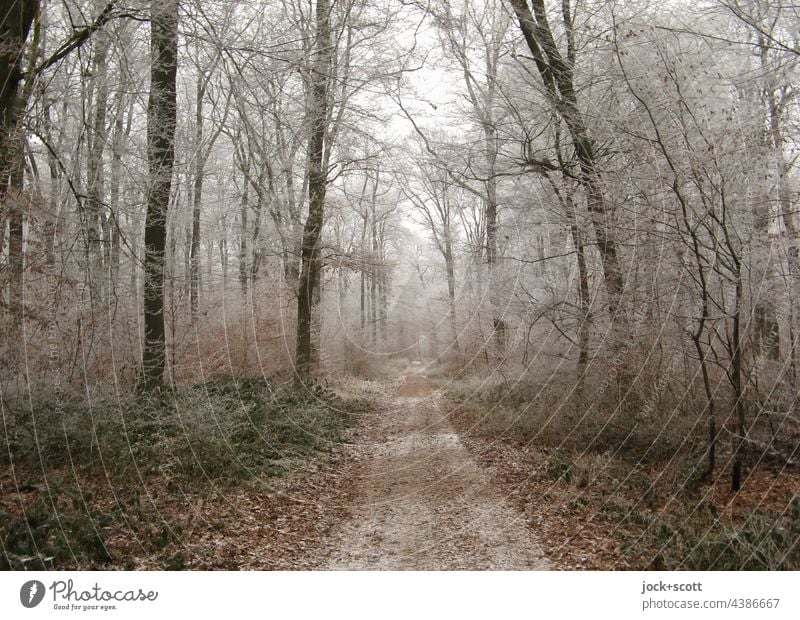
[548,172,591,385]
[167,224,176,371]
[295,0,332,381]
[484,125,505,354]
[219,215,228,289]
[789,248,799,386]
[6,164,24,319]
[379,222,388,342]
[444,224,459,352]
[379,271,388,343]
[507,0,624,321]
[731,274,746,491]
[250,188,265,283]
[108,88,127,281]
[0,1,37,324]
[731,268,746,491]
[239,165,249,296]
[86,32,110,299]
[190,79,207,320]
[206,241,213,292]
[752,35,785,363]
[359,187,368,332]
[567,191,590,386]
[283,167,301,287]
[359,243,366,331]
[141,0,178,390]
[370,174,378,344]
[0,0,36,192]
[485,169,504,352]
[44,104,61,271]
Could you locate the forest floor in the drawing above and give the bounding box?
[3,366,796,569]
[1,369,550,569]
[302,366,799,570]
[160,368,553,569]
[447,383,800,570]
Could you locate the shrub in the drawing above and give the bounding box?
[629,500,800,570]
[0,486,113,570]
[2,375,366,484]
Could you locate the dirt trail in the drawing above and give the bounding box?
[319,369,550,570]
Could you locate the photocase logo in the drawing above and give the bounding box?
[20,580,45,608]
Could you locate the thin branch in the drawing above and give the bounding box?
[29,2,128,77]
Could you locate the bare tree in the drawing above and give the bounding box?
[432,0,510,351]
[506,0,624,326]
[141,0,178,389]
[295,0,333,380]
[188,49,228,320]
[400,152,461,352]
[0,1,38,326]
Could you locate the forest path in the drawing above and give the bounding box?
[318,367,550,569]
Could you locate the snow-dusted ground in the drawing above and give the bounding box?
[318,371,550,570]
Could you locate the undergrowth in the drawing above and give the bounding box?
[449,376,800,570]
[633,499,800,570]
[448,377,703,466]
[0,375,370,569]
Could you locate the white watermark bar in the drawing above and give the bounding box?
[1,571,797,619]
